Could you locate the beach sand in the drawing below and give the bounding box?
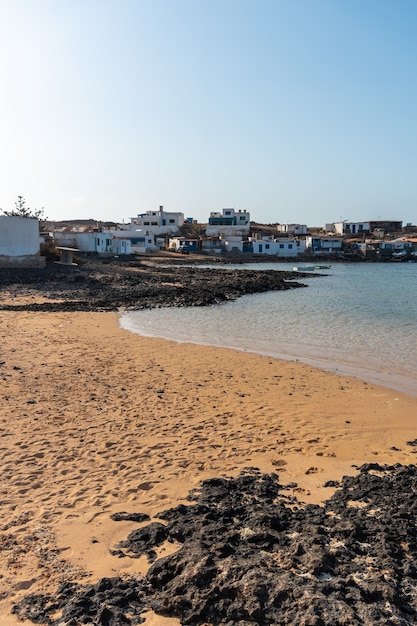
[1,309,417,624]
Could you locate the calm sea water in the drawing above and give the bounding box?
[120,262,417,398]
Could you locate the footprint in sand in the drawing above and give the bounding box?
[305,467,319,475]
[271,459,288,468]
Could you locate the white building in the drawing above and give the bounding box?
[168,237,200,252]
[206,208,250,236]
[222,235,246,253]
[0,216,45,267]
[305,236,343,254]
[110,206,185,252]
[252,238,305,256]
[53,231,131,255]
[277,224,308,235]
[121,206,184,236]
[331,219,403,235]
[332,221,370,235]
[200,236,223,254]
[112,233,152,254]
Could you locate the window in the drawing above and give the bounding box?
[279,244,284,249]
[288,244,293,249]
[225,210,231,215]
[169,219,175,223]
[240,216,246,221]
[151,222,158,226]
[144,221,150,226]
[106,239,111,246]
[265,244,270,249]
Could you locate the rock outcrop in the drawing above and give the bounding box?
[13,464,417,625]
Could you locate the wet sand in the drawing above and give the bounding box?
[1,310,417,624]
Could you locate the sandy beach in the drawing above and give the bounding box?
[1,308,417,624]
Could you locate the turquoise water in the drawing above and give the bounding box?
[120,262,417,397]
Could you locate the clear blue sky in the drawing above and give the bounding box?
[1,0,416,226]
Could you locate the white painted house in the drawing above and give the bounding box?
[168,237,200,252]
[277,224,308,235]
[111,206,185,252]
[332,221,370,235]
[222,235,246,253]
[332,219,403,235]
[0,216,45,267]
[305,236,343,254]
[252,238,305,256]
[53,231,131,255]
[109,232,157,254]
[206,208,250,236]
[200,236,224,254]
[121,206,184,236]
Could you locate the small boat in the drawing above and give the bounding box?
[392,250,408,259]
[293,265,331,272]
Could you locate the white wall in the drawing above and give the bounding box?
[0,216,39,255]
[0,216,45,267]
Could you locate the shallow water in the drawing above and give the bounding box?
[120,262,417,398]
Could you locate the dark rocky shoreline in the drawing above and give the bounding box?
[0,253,313,312]
[12,464,417,625]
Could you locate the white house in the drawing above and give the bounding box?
[53,231,131,255]
[222,235,247,253]
[109,236,131,255]
[305,236,343,254]
[332,221,371,235]
[121,206,184,236]
[200,235,224,254]
[377,238,413,255]
[111,206,185,252]
[252,238,305,256]
[277,224,308,235]
[116,233,156,254]
[0,216,45,267]
[331,220,403,236]
[206,208,250,236]
[168,237,200,252]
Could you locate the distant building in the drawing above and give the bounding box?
[121,206,184,236]
[332,221,370,235]
[305,236,343,254]
[200,235,223,254]
[251,238,305,256]
[375,237,413,258]
[277,224,308,235]
[53,231,131,255]
[108,205,185,252]
[332,220,403,236]
[206,208,250,236]
[168,237,200,252]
